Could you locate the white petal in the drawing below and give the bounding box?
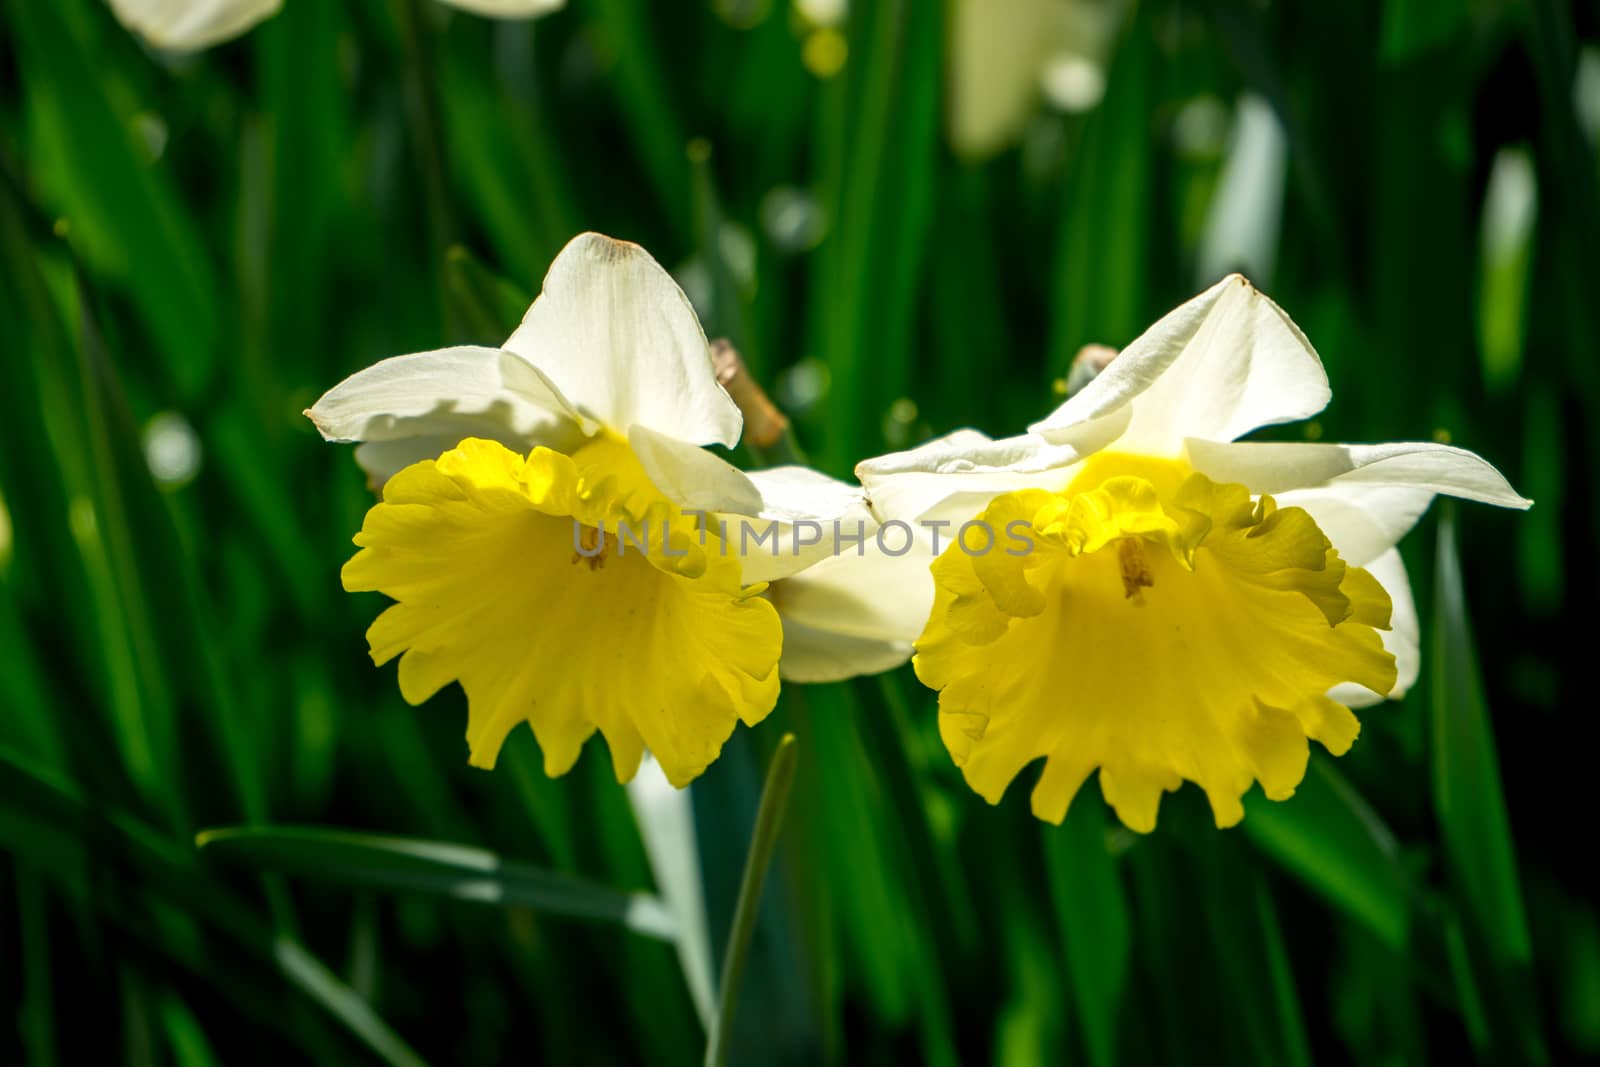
[731,466,876,584]
[628,426,869,583]
[109,0,281,51]
[437,0,563,18]
[774,536,935,643]
[307,345,589,444]
[773,527,937,682]
[624,755,715,1027]
[741,465,871,526]
[307,346,590,487]
[855,427,1102,524]
[1329,549,1419,708]
[350,435,499,491]
[1184,438,1531,508]
[1272,484,1435,568]
[628,424,762,516]
[778,620,913,684]
[504,233,742,448]
[1030,274,1330,455]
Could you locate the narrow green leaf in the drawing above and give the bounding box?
[585,0,692,234]
[1432,505,1546,1062]
[346,894,382,1005]
[1047,9,1154,377]
[705,733,798,1067]
[1329,925,1428,1064]
[445,244,534,343]
[6,0,218,399]
[17,867,58,1067]
[252,0,352,381]
[393,0,458,267]
[816,0,940,475]
[1516,384,1565,615]
[1431,507,1534,964]
[0,585,67,772]
[120,967,161,1067]
[1252,886,1312,1067]
[1243,756,1410,952]
[1379,0,1470,63]
[2,801,367,1063]
[196,826,678,942]
[994,883,1066,1066]
[1195,843,1313,1067]
[1442,907,1493,1054]
[438,29,577,292]
[689,732,818,1064]
[273,939,430,1067]
[1559,903,1600,1055]
[1124,837,1214,1065]
[687,139,755,363]
[789,683,917,1025]
[0,749,427,1067]
[0,172,184,827]
[1525,0,1600,436]
[159,994,225,1067]
[1042,793,1129,1067]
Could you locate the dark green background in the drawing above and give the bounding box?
[1,0,1594,1063]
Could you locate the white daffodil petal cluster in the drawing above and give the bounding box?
[311,239,1526,826]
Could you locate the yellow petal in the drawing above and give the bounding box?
[343,434,781,787]
[914,453,1396,832]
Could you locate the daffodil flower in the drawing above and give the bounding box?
[947,0,1123,159]
[308,233,855,787]
[108,0,560,53]
[438,0,563,17]
[108,0,283,52]
[857,275,1530,832]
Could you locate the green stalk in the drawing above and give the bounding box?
[394,0,459,331]
[704,734,798,1067]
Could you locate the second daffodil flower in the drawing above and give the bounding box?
[308,233,858,787]
[858,275,1530,832]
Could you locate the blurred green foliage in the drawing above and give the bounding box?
[1,0,1596,1063]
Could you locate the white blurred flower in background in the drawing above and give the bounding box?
[108,0,562,53]
[946,0,1125,160]
[1196,93,1289,289]
[108,0,281,52]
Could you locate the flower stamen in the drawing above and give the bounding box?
[1118,537,1154,600]
[572,524,611,570]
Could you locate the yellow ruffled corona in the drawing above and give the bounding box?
[343,435,782,787]
[915,453,1396,832]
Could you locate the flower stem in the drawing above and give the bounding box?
[703,733,798,1067]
